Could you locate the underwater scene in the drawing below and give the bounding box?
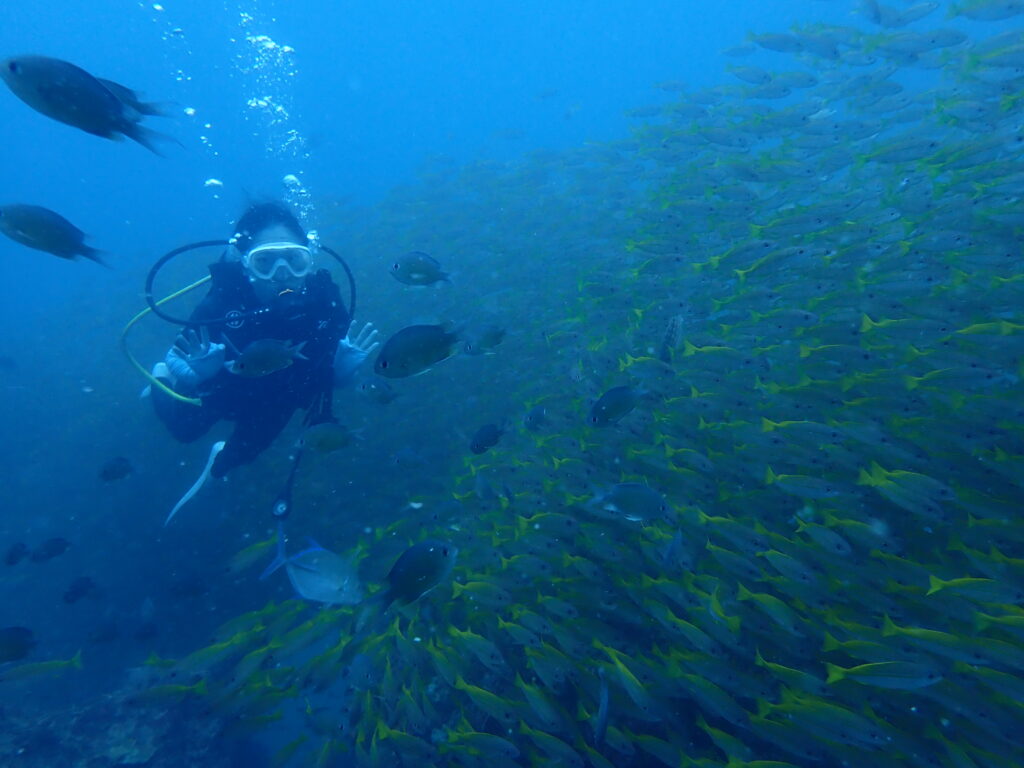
[2,0,1024,766]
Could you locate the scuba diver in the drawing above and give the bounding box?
[149,201,378,485]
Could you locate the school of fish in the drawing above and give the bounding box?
[66,4,1024,767]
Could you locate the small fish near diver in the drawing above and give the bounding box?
[374,324,462,379]
[228,339,307,378]
[389,251,452,286]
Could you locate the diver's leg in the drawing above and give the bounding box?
[211,406,297,478]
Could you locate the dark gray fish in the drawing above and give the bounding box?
[463,325,506,355]
[389,251,451,286]
[0,205,106,265]
[374,324,461,378]
[96,77,168,117]
[5,543,29,566]
[1,56,172,153]
[470,422,506,454]
[229,339,307,377]
[589,385,641,426]
[31,537,70,563]
[99,456,134,483]
[380,539,458,609]
[0,626,35,663]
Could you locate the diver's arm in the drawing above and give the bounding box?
[157,272,236,393]
[306,270,375,388]
[166,327,226,391]
[334,321,379,387]
[165,346,201,392]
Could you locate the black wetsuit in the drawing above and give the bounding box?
[153,260,351,477]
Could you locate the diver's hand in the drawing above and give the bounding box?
[334,321,380,386]
[348,322,381,356]
[174,326,226,383]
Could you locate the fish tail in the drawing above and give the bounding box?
[821,632,842,652]
[973,612,991,633]
[825,663,845,684]
[122,122,180,156]
[137,99,176,118]
[80,245,110,268]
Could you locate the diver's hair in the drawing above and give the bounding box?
[232,201,306,252]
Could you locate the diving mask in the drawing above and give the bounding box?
[243,241,314,280]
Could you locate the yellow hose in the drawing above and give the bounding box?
[120,275,211,406]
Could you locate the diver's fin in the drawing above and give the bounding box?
[260,532,289,580]
[165,441,225,526]
[260,555,289,579]
[260,520,291,579]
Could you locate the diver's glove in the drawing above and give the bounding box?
[334,321,380,387]
[167,326,226,390]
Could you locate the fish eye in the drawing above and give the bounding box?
[379,360,388,368]
[7,61,19,74]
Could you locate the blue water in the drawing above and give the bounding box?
[3,2,1024,766]
[0,0,847,664]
